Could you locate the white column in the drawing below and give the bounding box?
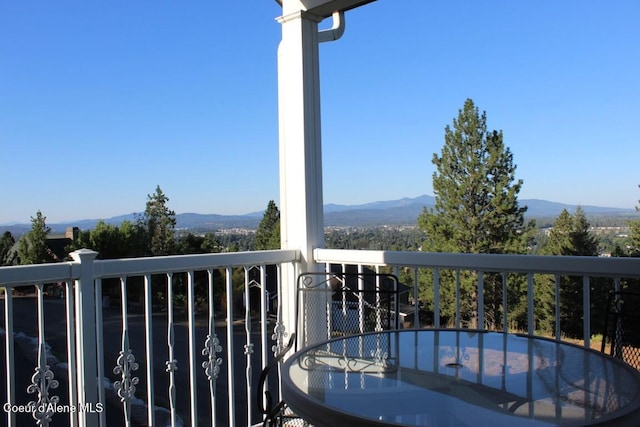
[277,10,325,270]
[277,9,326,349]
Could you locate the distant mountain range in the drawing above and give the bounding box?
[2,195,636,235]
[326,195,635,227]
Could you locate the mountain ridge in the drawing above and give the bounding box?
[2,195,636,234]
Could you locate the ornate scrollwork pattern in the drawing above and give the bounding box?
[165,359,178,373]
[27,344,60,425]
[444,346,471,371]
[113,348,140,402]
[244,342,254,356]
[446,347,471,363]
[271,321,288,356]
[370,347,389,368]
[202,333,223,381]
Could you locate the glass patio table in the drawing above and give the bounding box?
[281,329,640,427]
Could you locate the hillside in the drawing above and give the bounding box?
[1,195,636,234]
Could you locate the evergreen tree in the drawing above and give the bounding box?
[628,184,640,256]
[176,232,221,254]
[177,233,205,254]
[630,220,640,256]
[255,200,281,250]
[17,211,52,264]
[543,208,599,256]
[418,99,533,254]
[201,233,222,253]
[139,186,177,256]
[0,231,17,266]
[541,207,600,338]
[417,99,535,328]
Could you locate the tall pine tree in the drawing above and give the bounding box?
[418,99,535,328]
[139,185,177,256]
[17,211,53,264]
[0,231,17,266]
[255,200,281,250]
[541,207,600,338]
[419,99,533,254]
[628,184,640,256]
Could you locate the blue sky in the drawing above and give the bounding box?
[1,0,639,224]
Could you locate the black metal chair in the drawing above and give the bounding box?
[256,333,307,426]
[296,271,400,349]
[256,271,400,426]
[601,291,640,370]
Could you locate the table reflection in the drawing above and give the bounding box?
[282,330,640,427]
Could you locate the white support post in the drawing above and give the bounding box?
[277,9,325,270]
[276,0,374,353]
[277,9,326,344]
[70,249,100,427]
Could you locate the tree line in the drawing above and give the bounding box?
[0,186,282,311]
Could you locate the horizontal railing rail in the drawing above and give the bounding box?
[0,262,79,287]
[93,250,300,279]
[315,249,640,277]
[315,249,640,349]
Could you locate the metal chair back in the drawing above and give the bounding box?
[257,271,400,426]
[601,291,640,369]
[296,271,400,350]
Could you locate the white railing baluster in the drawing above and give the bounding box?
[94,276,106,427]
[259,265,268,382]
[455,270,461,328]
[477,271,484,330]
[412,268,419,328]
[501,273,508,333]
[28,283,60,426]
[358,264,365,333]
[554,274,561,340]
[165,272,178,427]
[527,273,534,336]
[583,276,591,349]
[143,274,155,426]
[201,269,221,426]
[433,269,440,328]
[4,286,16,427]
[225,267,236,427]
[114,276,139,427]
[374,265,382,332]
[65,280,79,427]
[244,267,253,427]
[186,270,198,427]
[271,264,286,405]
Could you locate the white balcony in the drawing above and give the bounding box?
[3,1,638,425]
[2,248,640,426]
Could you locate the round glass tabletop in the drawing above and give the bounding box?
[281,329,640,427]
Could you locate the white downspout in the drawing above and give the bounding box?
[318,11,346,43]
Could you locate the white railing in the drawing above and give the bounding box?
[315,249,640,348]
[3,248,640,427]
[1,249,299,427]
